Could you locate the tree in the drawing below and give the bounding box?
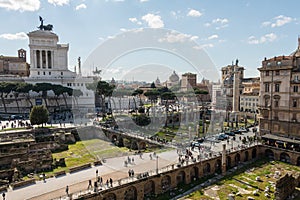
[32,83,53,109]
[96,81,115,117]
[30,105,49,127]
[150,82,156,88]
[0,82,16,113]
[16,82,34,109]
[132,89,144,107]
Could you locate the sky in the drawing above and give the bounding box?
[0,0,300,82]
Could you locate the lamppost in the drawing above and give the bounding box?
[156,155,159,174]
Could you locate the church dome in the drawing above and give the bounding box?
[169,71,179,82]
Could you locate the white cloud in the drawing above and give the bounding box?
[120,28,127,32]
[248,33,277,44]
[0,0,40,11]
[159,31,198,43]
[48,0,69,6]
[209,18,229,29]
[262,15,294,28]
[187,9,202,17]
[142,13,164,28]
[208,34,218,40]
[75,3,86,10]
[212,18,229,24]
[271,15,293,27]
[261,21,271,27]
[129,17,142,25]
[193,43,214,50]
[140,0,148,2]
[0,32,27,40]
[129,17,137,23]
[204,23,211,27]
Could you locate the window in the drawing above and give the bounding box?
[293,99,297,107]
[265,83,270,92]
[265,98,269,107]
[294,86,298,93]
[49,72,51,75]
[61,72,63,76]
[37,71,40,75]
[274,100,279,107]
[43,71,45,75]
[266,71,269,76]
[295,75,299,81]
[275,83,280,92]
[275,70,280,75]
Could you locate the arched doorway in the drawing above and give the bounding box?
[176,171,185,185]
[226,156,231,169]
[215,159,222,174]
[144,180,155,198]
[124,186,137,200]
[190,166,199,181]
[111,135,118,143]
[131,141,138,150]
[252,148,257,159]
[203,163,211,175]
[138,141,146,150]
[280,152,291,163]
[297,157,300,166]
[103,193,117,200]
[161,175,171,192]
[244,151,249,162]
[265,149,274,160]
[234,153,240,166]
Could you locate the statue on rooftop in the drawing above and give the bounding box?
[38,16,53,31]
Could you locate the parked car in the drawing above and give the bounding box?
[225,131,235,136]
[234,130,242,135]
[216,134,229,140]
[238,127,248,132]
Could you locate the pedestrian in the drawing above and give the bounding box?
[2,192,5,200]
[88,179,92,190]
[106,179,109,187]
[109,178,113,187]
[43,173,46,182]
[97,176,101,183]
[96,169,98,178]
[100,177,103,186]
[65,185,69,196]
[149,154,152,160]
[132,169,135,177]
[94,181,98,192]
[132,157,134,163]
[128,169,131,177]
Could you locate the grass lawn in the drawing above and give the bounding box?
[52,139,130,169]
[185,159,300,200]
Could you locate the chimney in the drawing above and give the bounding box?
[298,36,300,49]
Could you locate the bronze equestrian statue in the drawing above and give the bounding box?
[38,16,53,31]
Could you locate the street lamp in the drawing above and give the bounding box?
[156,156,159,174]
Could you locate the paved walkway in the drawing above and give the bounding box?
[6,150,179,200]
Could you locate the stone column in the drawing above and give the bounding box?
[222,144,226,175]
[232,65,240,113]
[39,50,42,68]
[45,51,48,70]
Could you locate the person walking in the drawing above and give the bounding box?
[65,185,69,196]
[88,180,92,190]
[109,178,113,187]
[96,169,98,178]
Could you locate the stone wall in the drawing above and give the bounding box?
[274,173,298,200]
